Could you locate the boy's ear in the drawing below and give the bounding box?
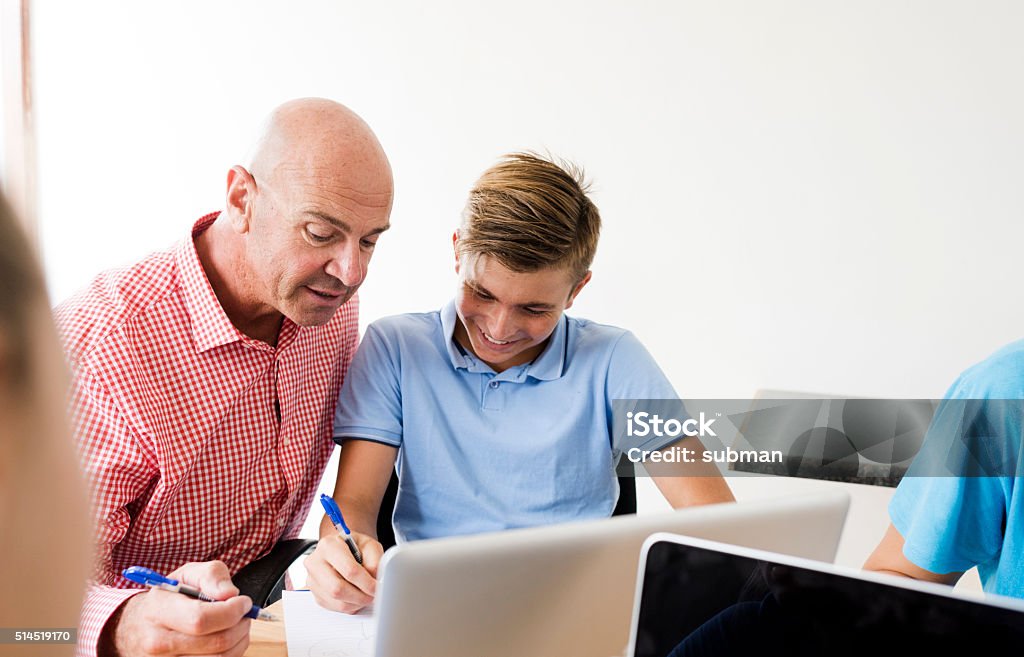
[452,231,461,274]
[564,271,593,310]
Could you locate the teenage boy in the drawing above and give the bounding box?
[306,153,734,612]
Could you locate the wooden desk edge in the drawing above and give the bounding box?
[245,600,286,657]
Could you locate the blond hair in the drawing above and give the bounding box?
[458,152,600,281]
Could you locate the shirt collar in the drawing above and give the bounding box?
[440,300,470,369]
[440,299,567,381]
[526,313,567,381]
[176,212,247,353]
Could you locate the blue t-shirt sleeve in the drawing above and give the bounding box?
[605,331,679,399]
[332,323,403,447]
[605,331,680,453]
[889,367,1017,574]
[890,475,1008,574]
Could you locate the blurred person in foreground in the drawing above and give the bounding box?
[0,193,91,656]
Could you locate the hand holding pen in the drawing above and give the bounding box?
[123,566,279,621]
[303,494,383,614]
[320,493,364,564]
[108,560,258,657]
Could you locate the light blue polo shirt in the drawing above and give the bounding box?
[890,338,1024,598]
[333,301,678,542]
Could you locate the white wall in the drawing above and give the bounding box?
[31,1,1024,577]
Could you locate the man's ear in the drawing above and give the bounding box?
[225,166,257,233]
[564,271,593,311]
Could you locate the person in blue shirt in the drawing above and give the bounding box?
[865,339,1024,599]
[306,153,734,613]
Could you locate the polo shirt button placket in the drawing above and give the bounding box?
[482,377,505,411]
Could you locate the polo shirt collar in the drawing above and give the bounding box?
[439,300,567,381]
[176,212,246,353]
[440,300,470,369]
[526,313,567,381]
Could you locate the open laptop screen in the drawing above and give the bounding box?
[631,536,1024,657]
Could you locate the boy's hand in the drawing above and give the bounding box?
[305,531,384,613]
[106,561,252,657]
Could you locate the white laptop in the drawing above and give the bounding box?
[366,491,848,657]
[627,532,1024,656]
[284,492,848,656]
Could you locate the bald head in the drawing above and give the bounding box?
[202,98,395,341]
[247,98,393,204]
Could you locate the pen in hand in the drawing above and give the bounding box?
[320,493,364,565]
[122,566,280,622]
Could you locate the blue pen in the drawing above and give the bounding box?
[320,493,364,565]
[123,566,279,622]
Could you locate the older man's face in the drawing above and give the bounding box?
[247,166,392,327]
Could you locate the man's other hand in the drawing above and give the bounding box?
[105,560,252,657]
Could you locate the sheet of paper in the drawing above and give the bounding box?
[282,590,377,657]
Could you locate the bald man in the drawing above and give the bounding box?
[55,98,393,657]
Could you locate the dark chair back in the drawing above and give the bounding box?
[234,538,318,606]
[613,471,637,516]
[376,470,401,551]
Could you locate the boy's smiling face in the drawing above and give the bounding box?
[453,250,591,373]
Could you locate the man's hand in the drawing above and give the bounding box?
[105,561,252,657]
[305,531,385,613]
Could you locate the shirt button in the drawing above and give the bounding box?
[489,381,499,389]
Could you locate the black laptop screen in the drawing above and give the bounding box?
[633,540,1024,657]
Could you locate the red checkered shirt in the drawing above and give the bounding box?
[55,213,359,656]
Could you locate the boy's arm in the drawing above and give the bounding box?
[601,332,734,508]
[864,523,962,585]
[652,473,735,508]
[305,439,398,614]
[646,437,736,508]
[324,440,398,537]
